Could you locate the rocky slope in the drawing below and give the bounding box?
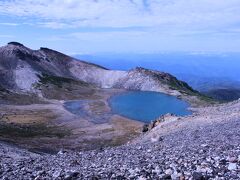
[0,42,205,105]
[1,99,240,179]
[0,42,239,180]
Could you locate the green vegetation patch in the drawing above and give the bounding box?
[161,75,199,96]
[35,73,96,100]
[0,91,46,105]
[163,76,218,104]
[37,73,89,88]
[0,122,71,138]
[197,94,219,104]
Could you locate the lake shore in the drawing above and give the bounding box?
[0,88,143,152]
[108,91,191,123]
[0,86,214,153]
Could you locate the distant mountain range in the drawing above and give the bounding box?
[75,52,240,82]
[203,89,240,102]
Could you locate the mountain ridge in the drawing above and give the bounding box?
[0,42,210,106]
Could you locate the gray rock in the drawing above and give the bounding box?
[64,171,80,180]
[192,172,204,180]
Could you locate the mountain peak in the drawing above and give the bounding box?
[40,47,53,51]
[7,42,24,47]
[39,47,65,55]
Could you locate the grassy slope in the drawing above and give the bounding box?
[36,74,97,100]
[150,71,218,106]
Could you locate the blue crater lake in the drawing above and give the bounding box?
[109,91,191,123]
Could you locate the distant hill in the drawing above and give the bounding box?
[203,89,240,102]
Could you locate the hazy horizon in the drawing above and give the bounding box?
[76,52,240,91]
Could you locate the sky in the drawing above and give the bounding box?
[0,0,240,54]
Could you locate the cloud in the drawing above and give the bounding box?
[37,21,73,29]
[0,0,239,30]
[0,22,19,26]
[0,34,14,38]
[0,0,240,53]
[36,30,147,44]
[69,30,147,40]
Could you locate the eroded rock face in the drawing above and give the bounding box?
[0,42,199,99]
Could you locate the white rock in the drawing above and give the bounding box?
[171,171,179,179]
[137,176,147,180]
[165,168,173,175]
[200,144,208,148]
[57,150,65,155]
[147,149,151,153]
[52,170,61,178]
[228,163,237,170]
[153,166,161,174]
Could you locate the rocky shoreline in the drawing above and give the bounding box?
[0,89,143,153]
[1,100,240,179]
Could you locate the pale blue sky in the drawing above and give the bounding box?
[0,0,240,54]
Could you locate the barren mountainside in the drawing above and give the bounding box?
[0,42,202,102]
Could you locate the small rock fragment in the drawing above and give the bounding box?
[228,163,237,171]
